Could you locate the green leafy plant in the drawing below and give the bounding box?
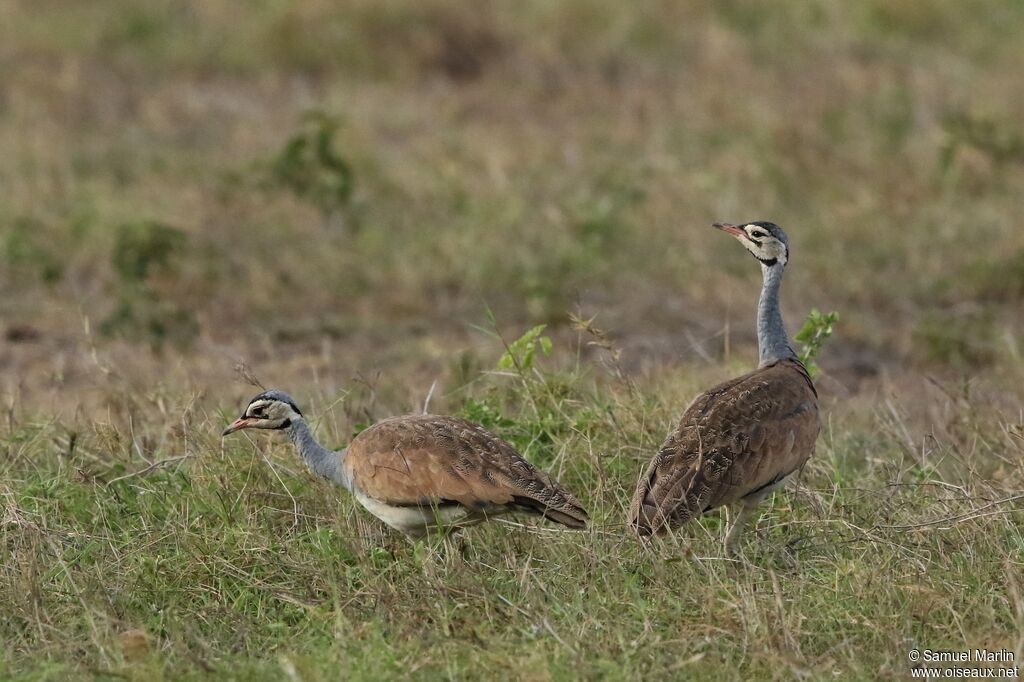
[111,221,186,282]
[460,396,515,432]
[795,309,838,376]
[497,324,552,372]
[459,314,584,466]
[101,221,197,348]
[271,111,354,216]
[3,219,64,284]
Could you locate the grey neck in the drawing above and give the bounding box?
[757,262,797,367]
[287,419,351,491]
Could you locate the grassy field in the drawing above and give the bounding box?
[2,0,1024,679]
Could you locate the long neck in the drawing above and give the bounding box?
[757,262,797,366]
[286,419,351,490]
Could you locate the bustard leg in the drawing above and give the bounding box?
[724,499,763,556]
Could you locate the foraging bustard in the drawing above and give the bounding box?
[223,390,588,536]
[629,222,819,553]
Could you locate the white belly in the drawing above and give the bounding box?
[354,492,473,537]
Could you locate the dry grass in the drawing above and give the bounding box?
[2,0,1024,679]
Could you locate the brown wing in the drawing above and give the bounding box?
[345,415,588,528]
[629,359,819,536]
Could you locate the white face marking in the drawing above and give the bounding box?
[246,400,272,418]
[741,224,788,266]
[745,225,770,240]
[244,398,300,428]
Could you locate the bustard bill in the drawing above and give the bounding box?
[629,221,820,553]
[223,390,589,537]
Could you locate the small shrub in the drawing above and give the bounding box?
[102,221,197,348]
[460,396,515,433]
[3,219,64,284]
[102,293,199,349]
[795,309,838,376]
[497,324,553,372]
[455,318,591,466]
[111,221,187,282]
[270,112,354,217]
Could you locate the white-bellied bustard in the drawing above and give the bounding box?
[629,222,820,554]
[223,390,588,537]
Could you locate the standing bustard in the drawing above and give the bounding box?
[223,390,588,537]
[629,222,819,553]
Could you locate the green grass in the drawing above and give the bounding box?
[2,358,1023,680]
[2,0,1024,678]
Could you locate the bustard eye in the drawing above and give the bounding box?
[749,230,767,239]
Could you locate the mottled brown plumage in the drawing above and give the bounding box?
[629,359,819,537]
[628,221,821,551]
[222,390,588,537]
[344,415,589,532]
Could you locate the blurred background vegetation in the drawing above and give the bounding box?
[2,1,1024,678]
[2,0,1023,412]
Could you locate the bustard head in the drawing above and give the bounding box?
[222,390,303,436]
[714,221,789,267]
